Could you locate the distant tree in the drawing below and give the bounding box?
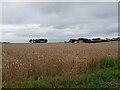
[64,41,67,43]
[69,39,77,43]
[78,38,84,41]
[82,38,91,43]
[32,39,48,43]
[29,39,32,43]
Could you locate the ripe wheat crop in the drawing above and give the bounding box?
[2,41,118,83]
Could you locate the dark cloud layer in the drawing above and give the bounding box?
[1,2,118,42]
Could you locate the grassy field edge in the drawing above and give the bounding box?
[3,57,120,88]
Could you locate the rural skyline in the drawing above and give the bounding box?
[1,2,118,43]
[1,1,119,88]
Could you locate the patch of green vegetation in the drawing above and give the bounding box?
[87,56,119,71]
[47,63,63,76]
[3,57,120,88]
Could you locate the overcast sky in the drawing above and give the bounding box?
[1,2,118,43]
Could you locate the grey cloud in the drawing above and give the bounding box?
[1,2,118,42]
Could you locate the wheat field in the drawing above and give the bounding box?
[2,41,118,83]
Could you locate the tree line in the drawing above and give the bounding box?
[65,37,120,43]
